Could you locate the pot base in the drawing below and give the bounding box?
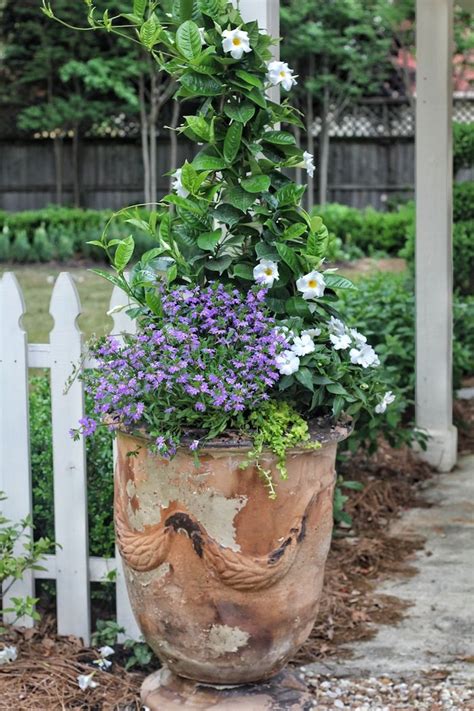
[141,666,314,710]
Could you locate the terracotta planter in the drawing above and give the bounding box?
[114,420,350,685]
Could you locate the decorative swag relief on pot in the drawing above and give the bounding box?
[114,421,350,684]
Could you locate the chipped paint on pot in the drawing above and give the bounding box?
[114,420,350,684]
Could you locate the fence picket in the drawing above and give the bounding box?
[0,273,35,626]
[109,284,141,640]
[49,273,91,644]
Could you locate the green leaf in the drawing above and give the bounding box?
[198,0,223,19]
[327,383,349,396]
[205,255,233,273]
[180,161,199,193]
[332,395,345,419]
[213,204,242,227]
[234,69,263,89]
[255,242,278,260]
[139,15,162,49]
[324,273,357,291]
[241,175,271,193]
[162,194,203,215]
[276,243,300,274]
[167,262,178,283]
[233,263,254,280]
[180,72,222,96]
[133,0,146,17]
[89,268,123,289]
[342,481,364,491]
[282,223,307,241]
[245,87,267,109]
[114,236,135,272]
[313,375,334,385]
[223,101,255,124]
[176,21,202,61]
[184,115,211,141]
[145,290,162,315]
[295,367,314,392]
[263,130,296,145]
[197,230,222,251]
[192,152,227,171]
[223,186,255,213]
[223,122,242,164]
[285,296,312,318]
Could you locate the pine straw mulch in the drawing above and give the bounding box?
[0,438,448,710]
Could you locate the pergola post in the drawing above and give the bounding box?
[415,0,457,471]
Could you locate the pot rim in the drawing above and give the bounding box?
[116,415,352,452]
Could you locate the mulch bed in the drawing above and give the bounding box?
[0,437,448,710]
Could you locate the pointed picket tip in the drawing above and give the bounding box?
[49,272,82,333]
[1,271,26,322]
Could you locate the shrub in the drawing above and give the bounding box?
[10,230,33,263]
[400,219,474,296]
[30,375,114,557]
[453,182,474,222]
[453,123,474,174]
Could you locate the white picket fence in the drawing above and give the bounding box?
[0,271,140,645]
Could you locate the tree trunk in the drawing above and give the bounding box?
[72,124,81,207]
[139,73,151,204]
[53,136,63,205]
[168,100,181,192]
[149,69,159,205]
[305,55,315,210]
[318,85,330,206]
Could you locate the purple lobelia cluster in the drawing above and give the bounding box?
[76,282,288,455]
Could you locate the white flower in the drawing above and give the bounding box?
[106,304,126,316]
[291,334,315,356]
[330,333,352,351]
[171,168,189,198]
[77,673,98,690]
[222,29,252,60]
[375,391,395,414]
[266,60,297,91]
[253,259,279,287]
[327,317,346,336]
[350,344,380,368]
[349,328,367,348]
[0,646,17,665]
[302,327,321,339]
[275,349,300,375]
[93,658,112,670]
[98,645,114,658]
[303,151,315,178]
[296,271,326,300]
[198,27,206,44]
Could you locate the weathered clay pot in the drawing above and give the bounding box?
[114,419,349,685]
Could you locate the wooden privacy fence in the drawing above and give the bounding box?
[0,271,140,645]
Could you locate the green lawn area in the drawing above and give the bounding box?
[0,265,113,343]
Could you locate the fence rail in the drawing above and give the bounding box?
[0,271,140,644]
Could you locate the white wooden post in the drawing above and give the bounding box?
[49,273,91,643]
[415,0,457,471]
[0,273,35,626]
[109,284,141,641]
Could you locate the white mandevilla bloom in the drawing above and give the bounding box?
[253,259,279,287]
[0,646,17,665]
[303,151,315,178]
[198,27,206,44]
[93,658,112,670]
[98,645,114,658]
[275,349,300,375]
[375,391,396,414]
[77,673,98,691]
[350,328,367,348]
[266,60,297,91]
[222,29,252,60]
[296,271,326,300]
[291,334,315,356]
[171,168,189,198]
[350,344,380,368]
[327,316,346,336]
[330,333,352,351]
[302,327,321,339]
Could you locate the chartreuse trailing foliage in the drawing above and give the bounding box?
[48,0,398,496]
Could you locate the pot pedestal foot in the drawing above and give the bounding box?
[141,666,314,710]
